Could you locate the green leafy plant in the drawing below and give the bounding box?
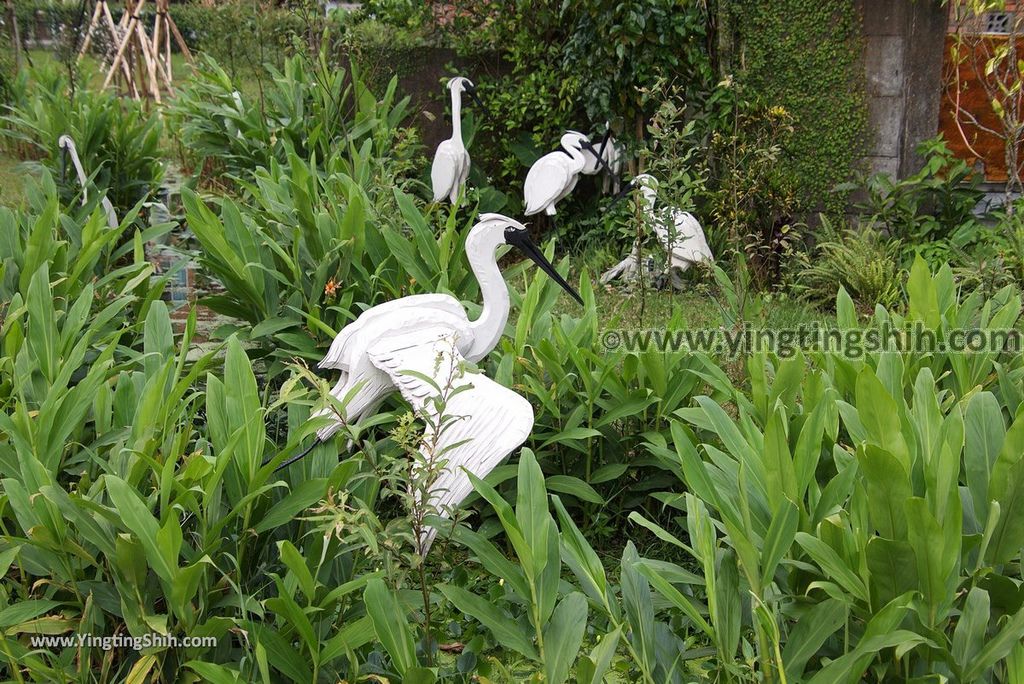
[169,49,413,188]
[634,259,1024,682]
[796,216,904,312]
[0,66,163,217]
[851,136,984,256]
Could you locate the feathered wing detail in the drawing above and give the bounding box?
[368,327,534,552]
[432,141,466,203]
[319,294,465,371]
[524,155,573,215]
[652,210,714,270]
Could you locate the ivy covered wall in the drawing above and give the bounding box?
[725,0,868,214]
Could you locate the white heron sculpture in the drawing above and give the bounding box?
[58,135,118,229]
[269,214,582,552]
[600,174,714,289]
[431,76,486,205]
[523,130,598,225]
[581,127,624,194]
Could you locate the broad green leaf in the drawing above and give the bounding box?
[105,476,177,583]
[364,578,417,676]
[795,532,869,603]
[439,584,537,659]
[760,498,798,589]
[542,593,588,684]
[952,587,990,675]
[782,598,848,680]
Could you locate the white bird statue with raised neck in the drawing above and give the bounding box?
[58,135,119,229]
[431,76,486,205]
[268,214,582,552]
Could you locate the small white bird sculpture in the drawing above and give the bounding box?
[600,174,713,289]
[58,135,118,229]
[269,214,582,552]
[523,130,596,221]
[431,77,485,205]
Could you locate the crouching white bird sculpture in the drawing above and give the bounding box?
[601,174,714,289]
[524,130,599,224]
[58,135,119,229]
[431,76,487,205]
[267,214,582,552]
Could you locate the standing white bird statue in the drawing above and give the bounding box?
[600,174,714,289]
[431,76,486,205]
[580,126,624,194]
[266,214,582,552]
[58,135,119,229]
[524,130,600,227]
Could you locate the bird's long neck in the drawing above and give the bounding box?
[563,145,586,172]
[450,88,464,144]
[465,235,509,361]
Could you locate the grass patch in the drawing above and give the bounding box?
[0,153,30,207]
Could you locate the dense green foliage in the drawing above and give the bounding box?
[0,67,163,216]
[733,0,868,215]
[168,52,415,187]
[3,2,1024,682]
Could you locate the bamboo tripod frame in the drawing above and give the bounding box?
[77,0,192,101]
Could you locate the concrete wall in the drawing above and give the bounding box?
[858,0,947,179]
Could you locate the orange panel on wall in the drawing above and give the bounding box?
[939,34,1023,183]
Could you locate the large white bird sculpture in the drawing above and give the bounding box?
[431,77,486,205]
[269,214,582,552]
[601,174,714,289]
[523,130,597,222]
[58,135,118,229]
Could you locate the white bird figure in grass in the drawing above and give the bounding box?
[431,76,487,205]
[523,131,602,225]
[58,135,118,229]
[266,214,582,552]
[600,174,714,290]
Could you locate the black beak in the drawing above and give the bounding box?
[262,437,323,472]
[580,140,616,177]
[596,129,611,159]
[465,86,491,120]
[608,181,636,208]
[505,228,583,305]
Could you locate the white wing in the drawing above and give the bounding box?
[431,140,465,202]
[368,327,533,551]
[652,209,714,268]
[524,154,573,215]
[320,294,466,371]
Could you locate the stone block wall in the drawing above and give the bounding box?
[858,0,947,179]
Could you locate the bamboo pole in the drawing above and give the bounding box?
[5,0,22,71]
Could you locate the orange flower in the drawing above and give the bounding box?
[324,278,338,297]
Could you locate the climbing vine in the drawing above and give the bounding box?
[728,0,868,215]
